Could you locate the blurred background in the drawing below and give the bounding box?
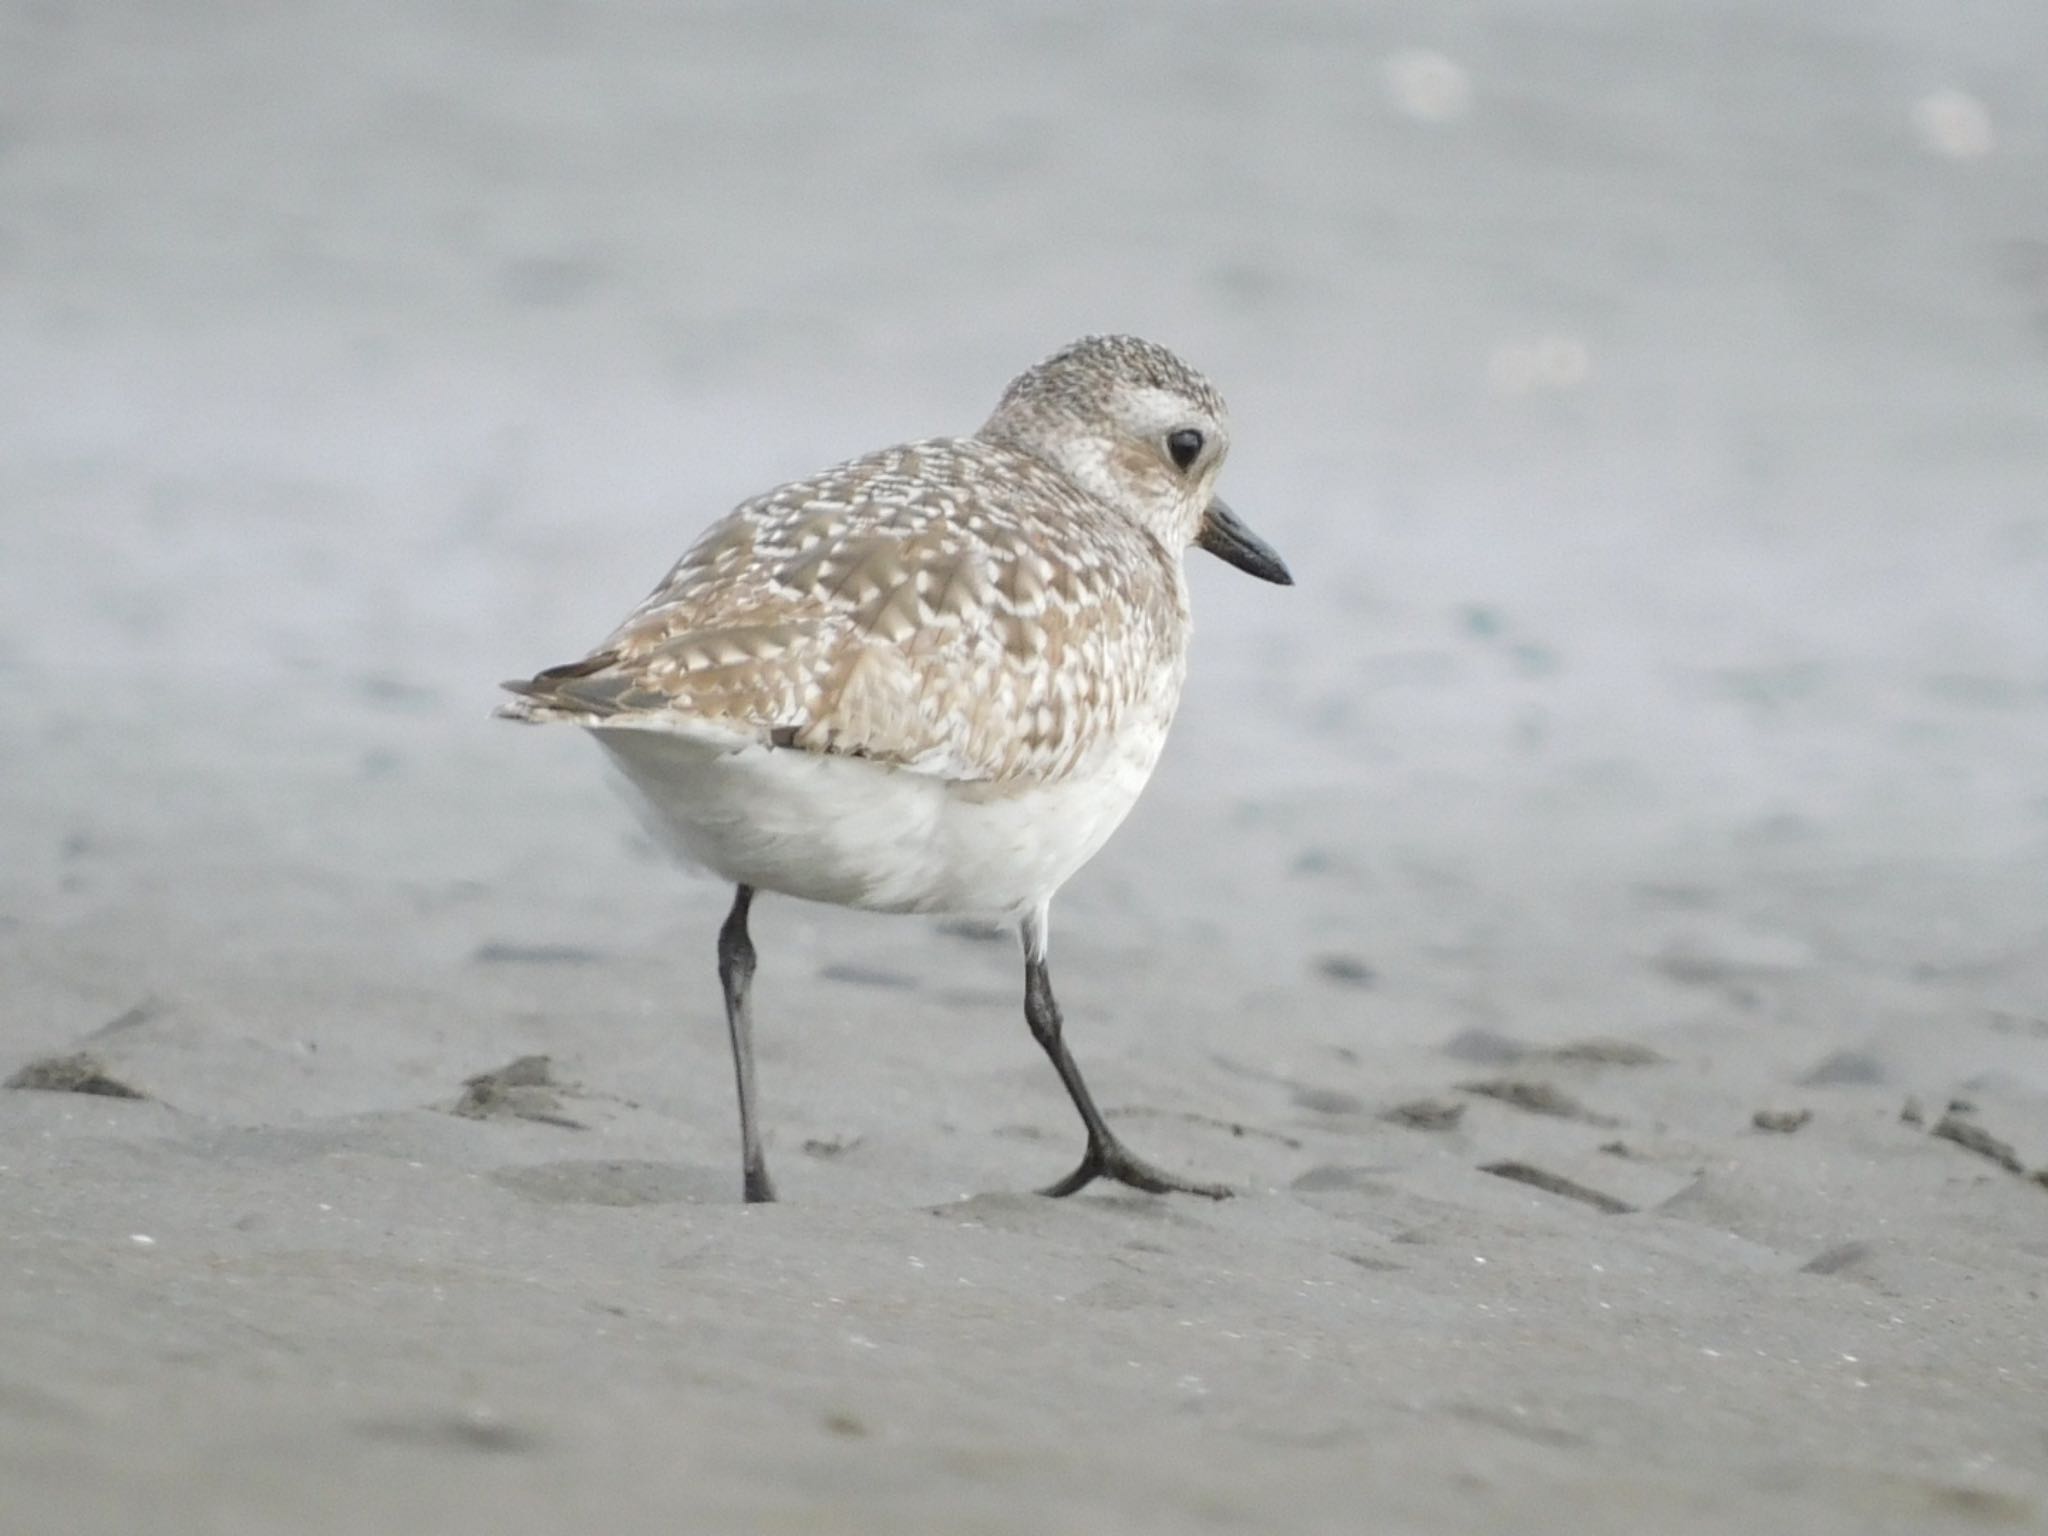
[5,4,2048,1530]
[3,0,2046,1141]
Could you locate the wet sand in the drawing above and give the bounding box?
[3,3,2046,1531]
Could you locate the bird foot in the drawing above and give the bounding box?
[1039,1138,1232,1200]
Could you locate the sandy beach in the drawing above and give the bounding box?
[4,2,2046,1531]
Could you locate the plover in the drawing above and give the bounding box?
[500,335,1291,1202]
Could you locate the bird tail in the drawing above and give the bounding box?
[495,651,626,724]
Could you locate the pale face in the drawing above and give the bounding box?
[980,335,1291,586]
[1037,382,1230,550]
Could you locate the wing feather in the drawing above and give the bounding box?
[498,437,1183,783]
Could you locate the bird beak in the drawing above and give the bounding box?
[1196,497,1294,585]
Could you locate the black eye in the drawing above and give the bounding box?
[1166,429,1204,471]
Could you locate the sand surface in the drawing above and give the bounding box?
[4,2,2047,1531]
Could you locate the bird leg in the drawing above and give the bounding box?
[718,884,776,1203]
[1020,906,1231,1200]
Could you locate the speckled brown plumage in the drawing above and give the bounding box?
[501,336,1221,786]
[504,437,1185,783]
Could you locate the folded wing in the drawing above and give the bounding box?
[498,439,1181,785]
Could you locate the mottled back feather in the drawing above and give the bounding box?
[501,436,1188,783]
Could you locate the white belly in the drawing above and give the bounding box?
[591,724,1166,918]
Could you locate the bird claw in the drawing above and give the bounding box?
[1039,1139,1232,1200]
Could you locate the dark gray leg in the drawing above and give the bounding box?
[718,885,776,1203]
[1021,904,1231,1200]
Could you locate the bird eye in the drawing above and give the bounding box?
[1166,429,1204,471]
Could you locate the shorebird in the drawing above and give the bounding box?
[500,335,1291,1202]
